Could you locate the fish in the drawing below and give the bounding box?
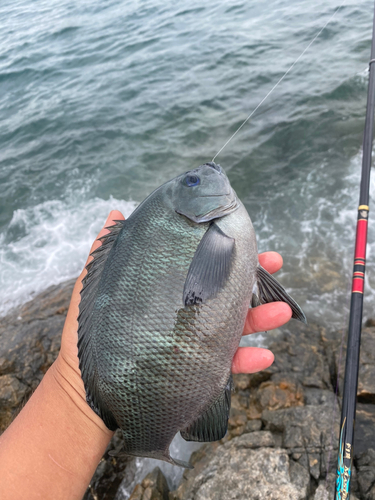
[77,161,306,468]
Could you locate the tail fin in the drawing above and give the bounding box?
[108,447,193,469]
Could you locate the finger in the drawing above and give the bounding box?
[258,251,283,274]
[232,347,274,374]
[243,302,292,335]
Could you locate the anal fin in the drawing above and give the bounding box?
[181,376,232,442]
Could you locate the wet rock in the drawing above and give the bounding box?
[0,279,75,431]
[128,467,169,500]
[267,322,331,390]
[0,280,133,500]
[0,374,29,430]
[355,448,375,498]
[84,430,132,500]
[332,327,375,404]
[354,404,375,457]
[3,280,375,499]
[357,328,375,404]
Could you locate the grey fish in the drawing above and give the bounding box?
[77,162,305,468]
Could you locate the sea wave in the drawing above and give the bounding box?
[0,193,137,316]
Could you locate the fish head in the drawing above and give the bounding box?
[171,162,239,223]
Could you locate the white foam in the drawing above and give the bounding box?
[0,193,137,316]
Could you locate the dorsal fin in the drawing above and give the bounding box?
[77,219,125,430]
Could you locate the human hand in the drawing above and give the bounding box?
[232,252,291,374]
[55,211,291,391]
[0,213,293,500]
[52,210,125,433]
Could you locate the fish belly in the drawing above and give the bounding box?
[91,201,256,457]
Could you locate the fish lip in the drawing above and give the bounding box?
[197,193,231,198]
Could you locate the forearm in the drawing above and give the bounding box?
[0,357,113,500]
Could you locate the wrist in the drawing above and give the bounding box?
[50,353,113,439]
[0,357,114,500]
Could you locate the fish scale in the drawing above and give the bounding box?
[78,162,306,467]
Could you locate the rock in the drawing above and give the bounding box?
[313,478,333,500]
[244,419,262,433]
[228,406,248,437]
[3,280,375,499]
[267,322,331,390]
[0,280,132,500]
[332,327,375,404]
[224,430,275,449]
[357,328,375,404]
[255,376,304,411]
[262,403,340,450]
[289,461,310,496]
[0,279,75,431]
[170,434,308,500]
[0,374,29,430]
[128,467,169,500]
[354,404,375,458]
[83,430,132,500]
[355,448,375,498]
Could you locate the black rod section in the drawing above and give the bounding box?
[334,2,375,498]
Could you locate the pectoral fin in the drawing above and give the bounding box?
[251,265,307,323]
[183,223,235,306]
[180,376,232,442]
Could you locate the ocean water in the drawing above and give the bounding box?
[1,0,375,493]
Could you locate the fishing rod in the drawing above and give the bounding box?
[335,2,375,498]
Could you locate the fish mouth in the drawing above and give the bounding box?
[197,193,231,198]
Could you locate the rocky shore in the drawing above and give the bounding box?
[1,280,375,499]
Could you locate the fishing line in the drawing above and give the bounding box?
[212,1,346,162]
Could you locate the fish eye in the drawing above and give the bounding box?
[184,174,200,187]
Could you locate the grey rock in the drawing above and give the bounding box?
[267,322,331,390]
[223,430,275,449]
[289,460,310,496]
[0,279,75,431]
[244,419,262,433]
[308,453,321,480]
[313,477,333,500]
[304,388,336,406]
[355,404,375,458]
[357,328,375,404]
[262,404,340,450]
[84,430,132,500]
[128,467,169,500]
[171,435,306,500]
[3,280,375,499]
[0,280,132,500]
[355,449,375,497]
